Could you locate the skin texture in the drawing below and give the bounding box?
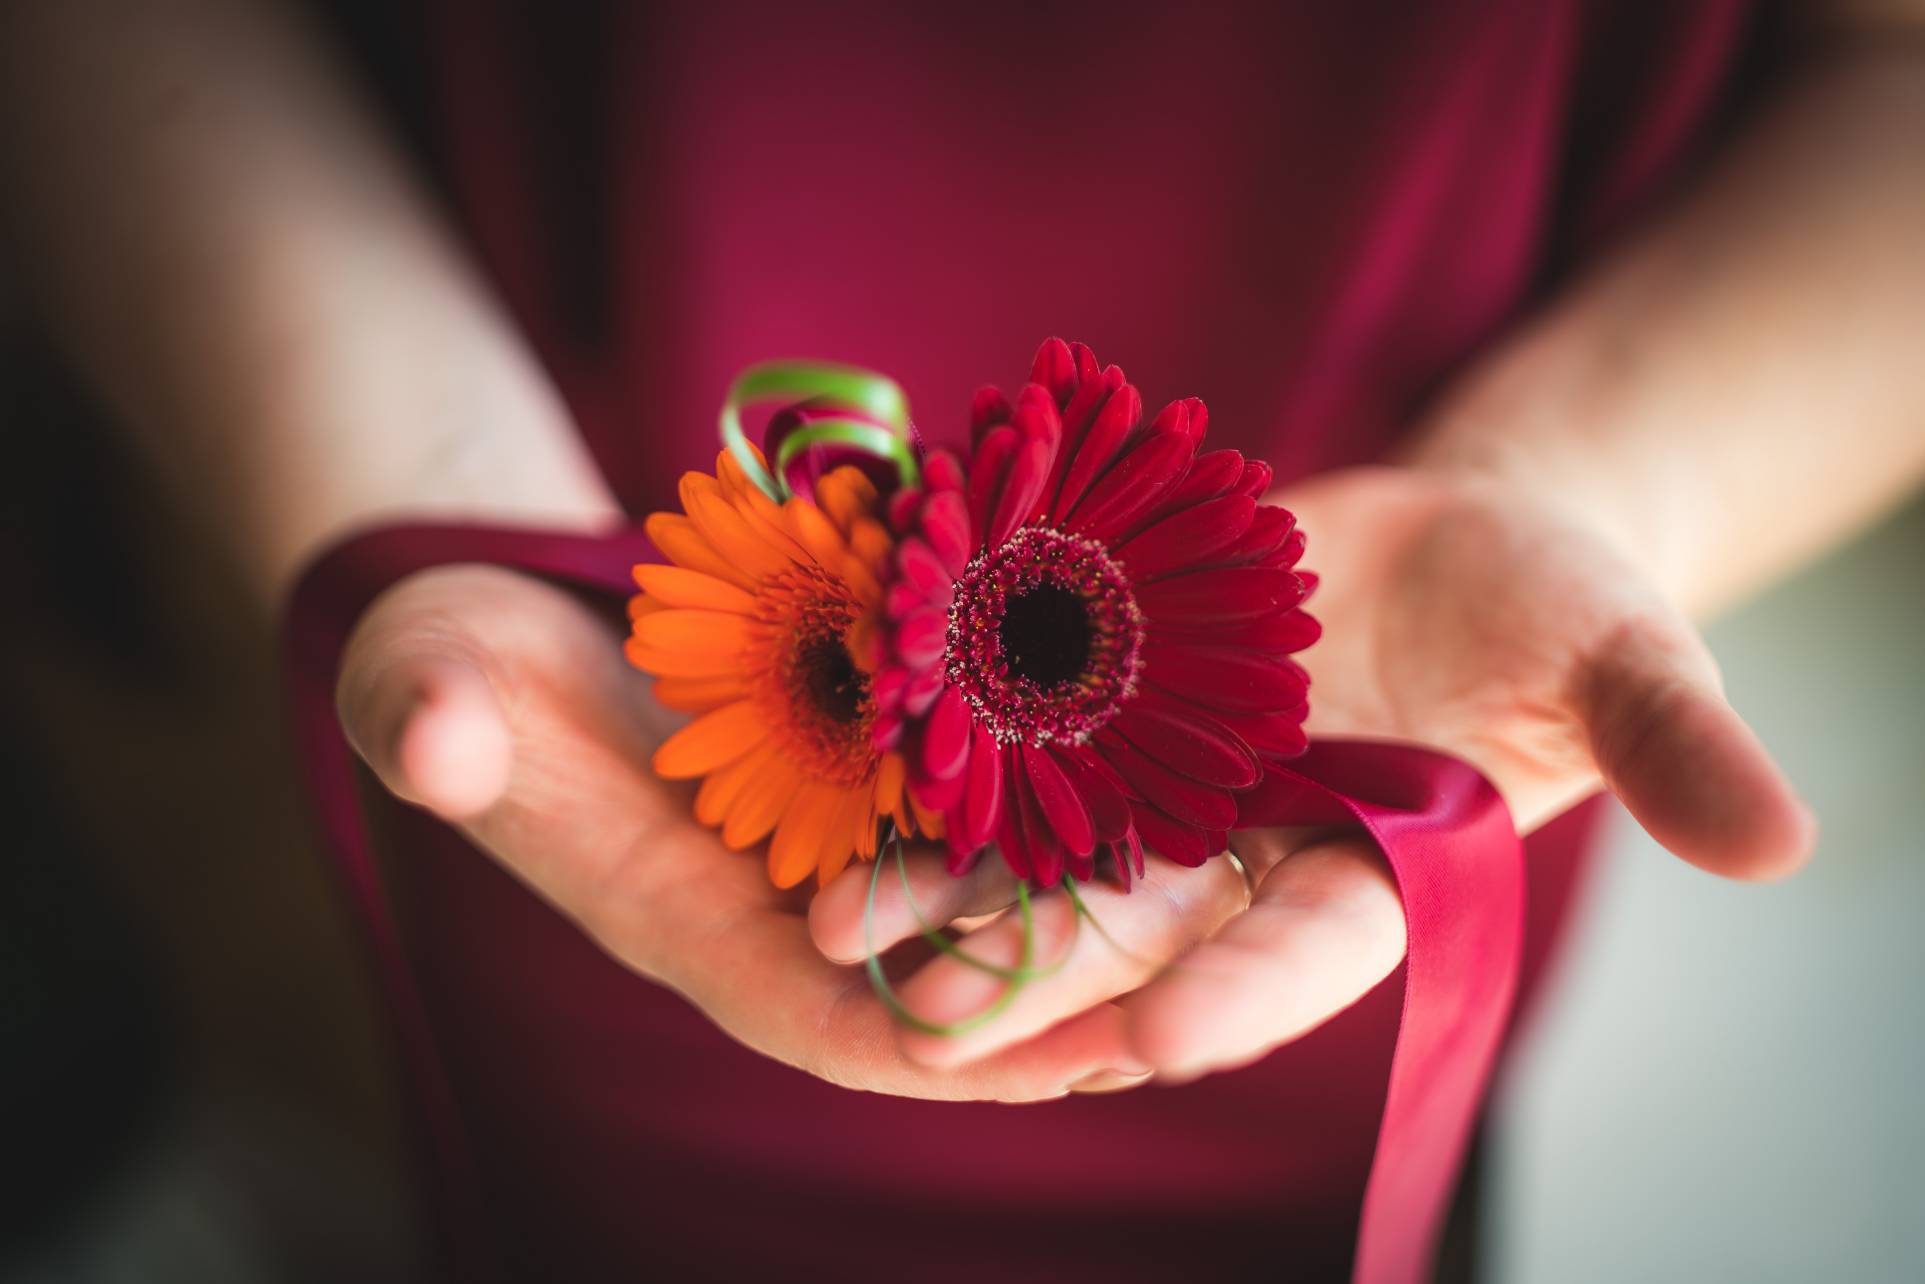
[4,0,1923,1096]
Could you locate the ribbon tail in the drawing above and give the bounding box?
[1239,740,1525,1284]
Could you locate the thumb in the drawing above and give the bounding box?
[337,604,514,823]
[1578,619,1816,881]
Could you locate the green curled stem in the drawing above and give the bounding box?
[864,842,1036,1037]
[718,361,915,501]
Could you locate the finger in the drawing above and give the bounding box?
[889,854,1252,1069]
[808,843,1022,964]
[1579,620,1815,881]
[338,630,512,822]
[1121,836,1406,1082]
[696,913,1148,1102]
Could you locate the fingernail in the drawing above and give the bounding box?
[1068,1069,1154,1095]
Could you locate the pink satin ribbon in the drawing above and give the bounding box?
[285,523,1523,1284]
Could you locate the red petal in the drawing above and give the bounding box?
[1020,742,1095,856]
[1042,370,1127,518]
[970,386,1012,446]
[1212,505,1295,566]
[967,425,1019,549]
[1264,527,1307,569]
[987,435,1054,547]
[1096,732,1237,828]
[1141,644,1310,712]
[1049,383,1142,524]
[1055,748,1133,842]
[1148,396,1208,445]
[1136,567,1305,622]
[1217,710,1310,757]
[887,486,924,532]
[920,492,972,576]
[897,537,951,595]
[1143,449,1245,528]
[996,781,1034,882]
[1014,773,1066,888]
[1029,338,1077,406]
[1110,696,1259,789]
[912,764,966,811]
[904,663,946,715]
[924,449,966,493]
[1156,608,1322,652]
[1129,802,1211,866]
[922,685,972,782]
[1115,493,1255,581]
[1064,431,1195,540]
[1234,459,1273,499]
[894,608,948,666]
[1071,342,1102,386]
[961,720,1005,849]
[1067,846,1096,884]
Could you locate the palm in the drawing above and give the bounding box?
[338,565,1142,1100]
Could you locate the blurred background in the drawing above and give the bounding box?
[5,327,1921,1281]
[1492,494,1925,1282]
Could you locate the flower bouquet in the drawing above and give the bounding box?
[625,339,1318,1030]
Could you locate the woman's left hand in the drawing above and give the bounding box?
[808,465,1814,1085]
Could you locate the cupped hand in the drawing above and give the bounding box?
[809,465,1816,1084]
[336,563,1151,1101]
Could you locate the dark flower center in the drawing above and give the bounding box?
[999,581,1095,689]
[760,565,877,783]
[945,526,1143,747]
[798,634,867,724]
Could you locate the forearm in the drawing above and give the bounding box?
[0,0,619,608]
[1406,14,1925,619]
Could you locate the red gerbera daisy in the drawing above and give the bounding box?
[874,339,1319,889]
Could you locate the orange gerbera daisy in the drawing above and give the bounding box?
[626,449,941,887]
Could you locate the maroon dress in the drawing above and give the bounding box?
[301,3,1769,1278]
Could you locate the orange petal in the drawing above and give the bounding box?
[815,466,879,536]
[875,752,905,817]
[628,593,671,620]
[625,638,745,679]
[781,495,849,570]
[633,609,757,654]
[682,473,795,582]
[632,564,756,614]
[651,674,750,714]
[907,791,944,841]
[695,738,781,827]
[767,780,847,888]
[722,758,803,849]
[847,516,893,579]
[718,456,810,558]
[652,700,767,779]
[645,513,757,590]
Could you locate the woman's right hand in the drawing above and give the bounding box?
[336,562,1152,1102]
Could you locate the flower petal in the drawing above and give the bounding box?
[1021,742,1095,857]
[1064,430,1196,540]
[1135,567,1305,622]
[1141,643,1310,712]
[959,719,1006,850]
[1096,731,1237,828]
[921,685,973,783]
[652,700,768,779]
[631,564,757,614]
[633,609,757,655]
[920,491,972,576]
[1128,801,1212,866]
[967,425,1019,550]
[768,780,848,888]
[1110,695,1260,789]
[1048,381,1141,523]
[1114,493,1255,581]
[644,513,758,590]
